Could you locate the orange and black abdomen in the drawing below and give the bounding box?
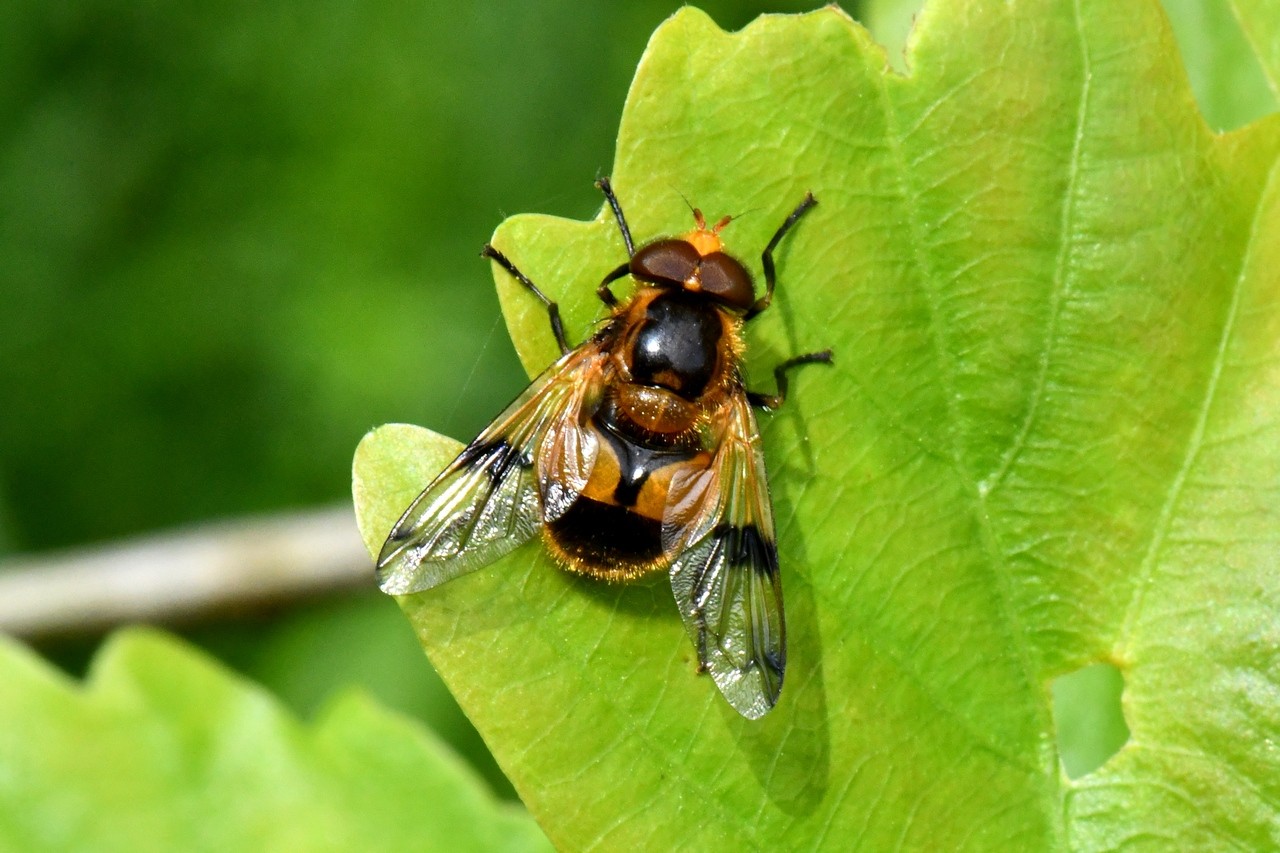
[543,408,712,581]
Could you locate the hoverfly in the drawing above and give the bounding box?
[377,178,831,719]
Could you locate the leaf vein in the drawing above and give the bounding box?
[1118,153,1280,646]
[982,0,1094,498]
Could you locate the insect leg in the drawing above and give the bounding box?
[596,177,636,257]
[746,192,818,321]
[481,244,571,354]
[748,349,833,410]
[596,262,628,307]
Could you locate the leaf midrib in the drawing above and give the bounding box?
[981,0,1095,500]
[871,4,1106,847]
[1117,151,1280,650]
[856,74,1050,774]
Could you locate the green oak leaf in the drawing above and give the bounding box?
[867,0,1280,131]
[0,629,550,852]
[354,3,1280,849]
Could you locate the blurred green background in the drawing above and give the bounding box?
[0,0,1269,800]
[0,0,827,799]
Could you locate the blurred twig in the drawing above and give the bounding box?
[0,507,372,639]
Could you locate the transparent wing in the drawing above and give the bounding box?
[665,394,785,719]
[377,347,602,595]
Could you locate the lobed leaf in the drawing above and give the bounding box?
[0,628,550,852]
[356,2,1280,848]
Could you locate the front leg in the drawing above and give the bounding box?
[596,261,629,307]
[481,244,572,354]
[748,349,834,410]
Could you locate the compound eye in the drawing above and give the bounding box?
[698,252,755,309]
[631,240,700,286]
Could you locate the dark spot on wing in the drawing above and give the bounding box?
[711,523,778,578]
[458,437,532,486]
[761,645,784,679]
